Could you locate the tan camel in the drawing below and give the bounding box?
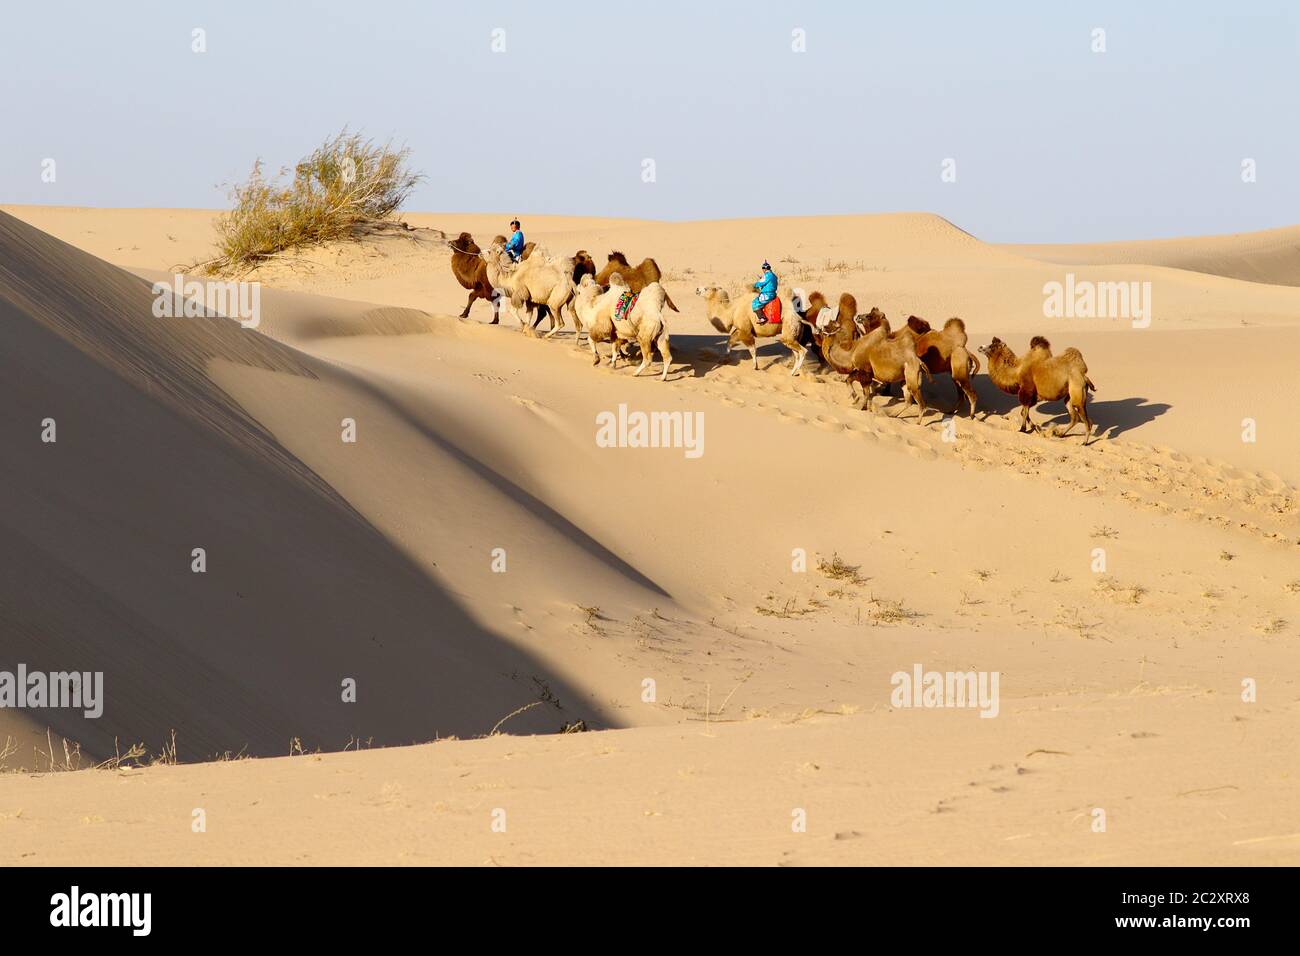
[571,275,622,365]
[571,275,673,380]
[912,316,981,417]
[978,336,1096,441]
[482,238,576,338]
[824,306,932,422]
[596,252,679,312]
[695,284,810,375]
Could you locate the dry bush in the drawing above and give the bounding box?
[201,129,423,275]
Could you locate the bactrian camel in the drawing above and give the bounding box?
[978,336,1097,441]
[695,284,810,375]
[596,252,679,312]
[482,238,576,338]
[571,274,673,380]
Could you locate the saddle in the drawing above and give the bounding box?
[614,290,639,323]
[758,297,783,327]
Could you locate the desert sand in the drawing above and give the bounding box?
[0,205,1297,865]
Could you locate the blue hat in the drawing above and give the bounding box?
[762,260,771,270]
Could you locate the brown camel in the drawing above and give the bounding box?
[800,291,870,401]
[573,250,597,285]
[596,252,679,312]
[912,316,981,417]
[824,306,931,422]
[695,285,810,374]
[448,233,500,322]
[978,336,1097,441]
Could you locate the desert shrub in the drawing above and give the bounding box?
[202,129,423,274]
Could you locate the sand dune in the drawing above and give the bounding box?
[1,207,1297,865]
[1004,223,1300,289]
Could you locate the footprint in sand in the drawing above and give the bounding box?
[778,409,807,424]
[812,415,845,431]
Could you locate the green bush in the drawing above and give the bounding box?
[202,129,423,274]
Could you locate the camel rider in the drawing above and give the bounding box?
[505,219,526,262]
[752,261,778,324]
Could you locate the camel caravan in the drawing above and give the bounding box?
[446,222,1098,441]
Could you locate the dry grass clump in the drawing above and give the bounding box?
[1094,576,1147,605]
[865,593,920,625]
[817,553,868,586]
[201,129,423,275]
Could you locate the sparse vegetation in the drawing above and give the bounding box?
[1094,577,1147,605]
[817,553,868,586]
[865,593,920,625]
[199,129,423,275]
[1091,526,1119,539]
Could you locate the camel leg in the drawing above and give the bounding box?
[1020,403,1043,434]
[634,332,652,377]
[910,368,930,424]
[658,330,673,382]
[461,290,476,320]
[748,342,758,371]
[1054,405,1080,438]
[856,373,874,412]
[543,302,564,339]
[787,339,807,376]
[1079,397,1095,445]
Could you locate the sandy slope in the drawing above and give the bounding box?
[1004,224,1300,289]
[1,206,1297,865]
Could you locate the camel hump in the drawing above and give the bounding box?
[1029,335,1052,352]
[906,315,932,335]
[607,251,629,265]
[838,293,857,319]
[1062,346,1086,365]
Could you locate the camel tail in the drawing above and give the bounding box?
[918,363,933,382]
[967,352,981,376]
[665,292,680,313]
[1086,376,1097,393]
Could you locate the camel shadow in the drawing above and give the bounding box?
[1035,396,1171,439]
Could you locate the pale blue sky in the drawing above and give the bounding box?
[3,0,1297,241]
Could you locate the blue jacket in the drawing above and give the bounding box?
[506,230,525,260]
[752,269,778,307]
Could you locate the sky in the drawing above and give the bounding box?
[3,0,1297,242]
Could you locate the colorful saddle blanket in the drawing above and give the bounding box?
[614,290,639,323]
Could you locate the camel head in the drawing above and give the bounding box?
[978,336,1008,359]
[855,307,888,336]
[694,284,728,304]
